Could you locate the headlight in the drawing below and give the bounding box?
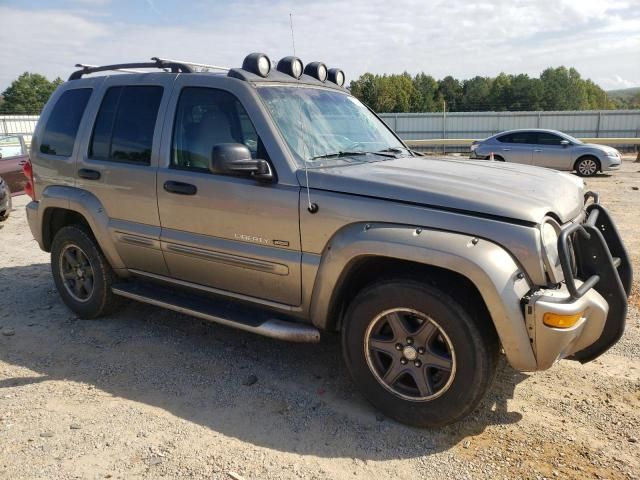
[470,143,479,151]
[605,150,619,157]
[540,219,563,284]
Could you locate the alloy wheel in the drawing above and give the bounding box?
[578,158,598,176]
[59,244,95,302]
[364,308,456,401]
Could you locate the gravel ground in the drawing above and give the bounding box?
[1,158,639,480]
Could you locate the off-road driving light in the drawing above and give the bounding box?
[304,62,328,82]
[543,312,584,329]
[328,68,345,87]
[242,52,271,77]
[277,56,304,79]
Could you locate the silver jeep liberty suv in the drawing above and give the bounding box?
[24,54,632,427]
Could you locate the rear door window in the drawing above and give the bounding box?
[497,132,536,144]
[89,85,163,165]
[40,88,92,156]
[0,136,24,158]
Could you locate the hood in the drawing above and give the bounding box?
[581,143,619,154]
[299,157,585,224]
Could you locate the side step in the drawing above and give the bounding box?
[111,281,320,343]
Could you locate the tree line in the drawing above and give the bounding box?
[0,73,63,114]
[349,66,636,112]
[0,68,638,115]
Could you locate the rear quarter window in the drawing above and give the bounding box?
[40,88,92,156]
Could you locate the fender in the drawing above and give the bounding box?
[309,222,538,371]
[33,185,127,271]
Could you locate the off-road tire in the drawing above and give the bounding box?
[342,279,499,427]
[51,225,121,318]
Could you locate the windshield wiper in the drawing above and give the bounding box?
[378,146,418,156]
[310,151,369,161]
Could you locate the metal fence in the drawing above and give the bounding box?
[0,115,38,146]
[3,110,639,152]
[378,110,640,141]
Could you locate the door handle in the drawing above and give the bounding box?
[501,148,511,151]
[534,149,542,152]
[164,180,197,195]
[78,168,101,180]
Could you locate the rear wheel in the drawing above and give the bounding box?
[575,156,599,177]
[342,279,499,427]
[51,225,121,318]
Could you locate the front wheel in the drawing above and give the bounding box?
[342,280,499,427]
[575,156,599,177]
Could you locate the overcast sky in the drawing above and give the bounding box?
[1,0,639,92]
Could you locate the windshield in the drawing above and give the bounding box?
[257,86,405,167]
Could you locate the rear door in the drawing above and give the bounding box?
[75,74,174,275]
[532,132,572,170]
[495,132,535,164]
[0,135,28,193]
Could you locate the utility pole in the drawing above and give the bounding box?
[443,100,446,155]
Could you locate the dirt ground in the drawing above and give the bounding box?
[1,158,639,480]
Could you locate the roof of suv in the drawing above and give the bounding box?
[68,57,347,92]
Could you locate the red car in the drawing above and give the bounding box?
[0,134,29,195]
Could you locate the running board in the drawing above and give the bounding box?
[111,281,320,343]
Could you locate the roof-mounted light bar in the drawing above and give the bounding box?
[277,56,304,79]
[304,62,328,83]
[242,53,271,78]
[328,68,345,87]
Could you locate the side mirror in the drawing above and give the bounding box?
[210,143,273,182]
[560,140,570,147]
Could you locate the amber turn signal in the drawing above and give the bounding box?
[543,312,584,328]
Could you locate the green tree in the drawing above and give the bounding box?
[413,73,439,111]
[349,66,615,113]
[437,76,463,111]
[1,72,63,114]
[487,73,511,111]
[461,76,491,111]
[349,72,377,108]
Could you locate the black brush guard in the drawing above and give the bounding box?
[557,192,633,363]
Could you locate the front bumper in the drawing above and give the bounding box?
[525,195,632,369]
[601,157,622,171]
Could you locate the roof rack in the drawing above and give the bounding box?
[151,57,230,72]
[68,58,194,80]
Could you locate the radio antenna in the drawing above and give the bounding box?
[290,12,317,213]
[289,13,297,56]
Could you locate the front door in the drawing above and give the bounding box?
[532,132,572,170]
[156,81,302,306]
